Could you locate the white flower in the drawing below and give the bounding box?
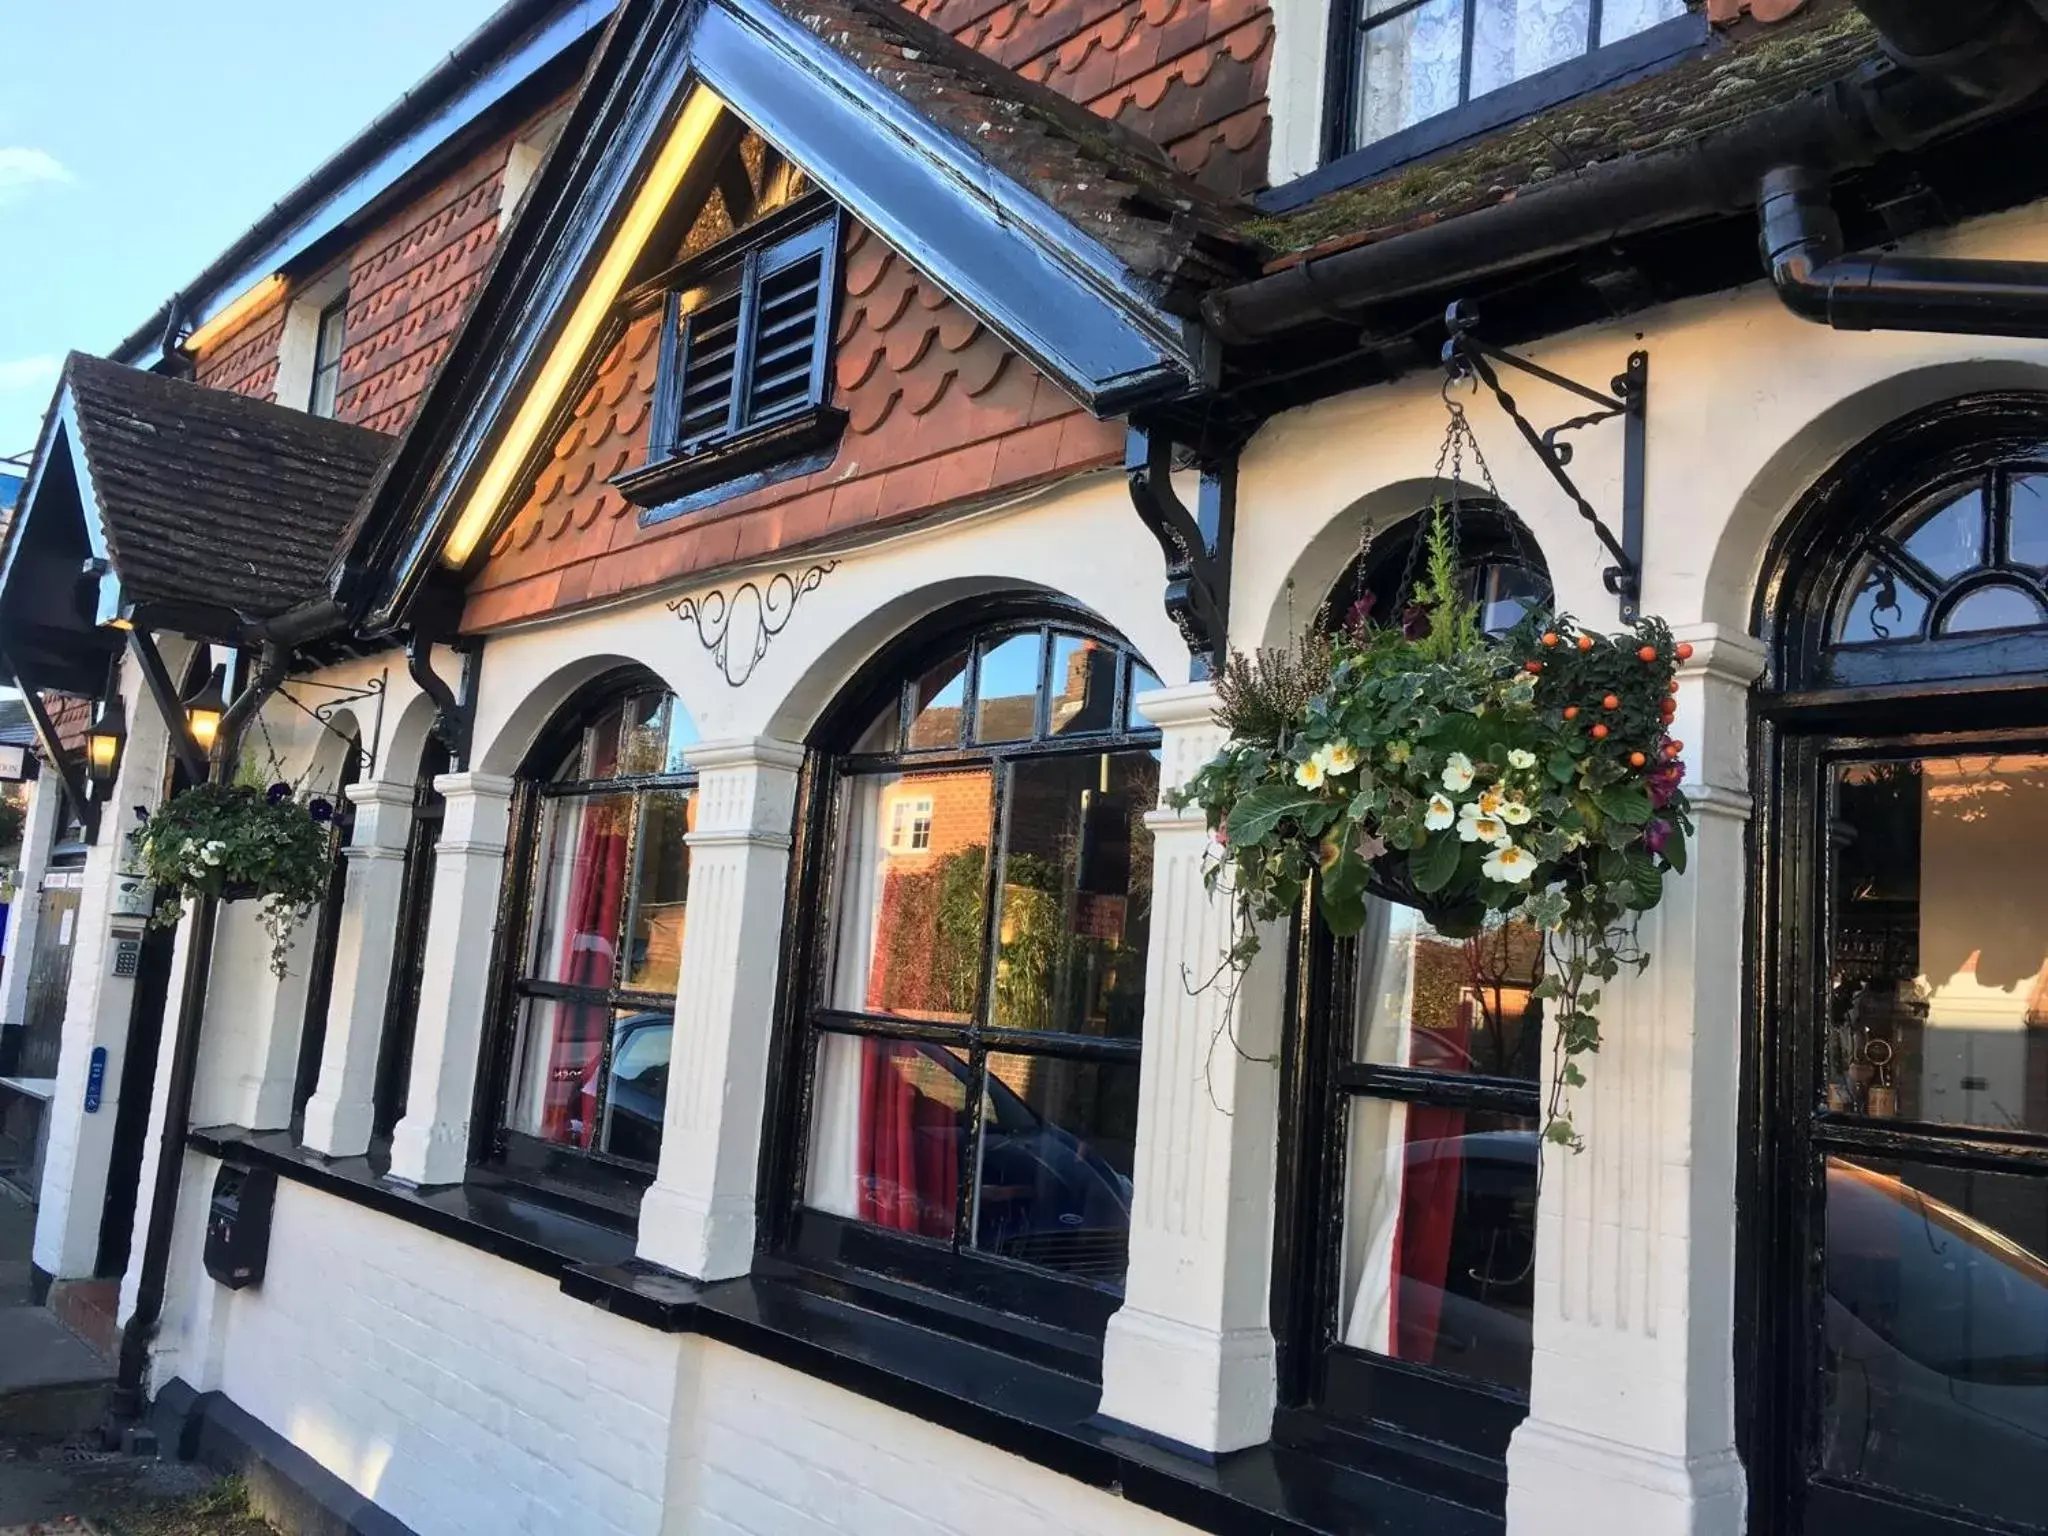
[1294,757,1325,790]
[1475,786,1504,817]
[1315,741,1361,777]
[1423,793,1456,831]
[1457,802,1512,846]
[1482,843,1538,883]
[1499,795,1532,826]
[1441,753,1475,793]
[1507,748,1537,771]
[200,840,225,867]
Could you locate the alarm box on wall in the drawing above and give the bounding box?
[203,1162,277,1291]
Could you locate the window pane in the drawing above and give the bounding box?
[1597,0,1685,45]
[907,652,967,750]
[1469,0,1592,99]
[663,698,700,773]
[1941,583,2044,635]
[581,702,626,781]
[1837,555,1930,644]
[827,770,994,1022]
[505,997,630,1152]
[805,1033,967,1241]
[1829,756,2048,1135]
[1352,907,1543,1080]
[991,753,1158,1040]
[1127,661,1164,731]
[528,794,634,989]
[1339,1099,1537,1390]
[975,632,1044,743]
[1821,1156,2048,1528]
[601,1008,670,1163]
[1472,561,1547,636]
[1355,0,1465,150]
[1048,634,1118,736]
[974,1052,1138,1288]
[624,790,693,994]
[2010,473,2048,568]
[1899,488,1986,581]
[619,693,669,777]
[851,691,900,755]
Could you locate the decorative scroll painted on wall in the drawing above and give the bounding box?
[670,563,838,687]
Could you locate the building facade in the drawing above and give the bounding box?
[6,2,2048,1535]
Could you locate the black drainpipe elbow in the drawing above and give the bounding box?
[1762,164,2048,340]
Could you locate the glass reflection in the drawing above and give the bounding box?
[1821,1157,2048,1527]
[806,1035,967,1241]
[1901,490,1987,580]
[506,1003,667,1162]
[2011,474,2048,568]
[992,753,1157,1039]
[974,1051,1137,1287]
[1340,1100,1537,1390]
[1047,634,1118,736]
[625,790,693,993]
[975,633,1043,742]
[828,771,994,1023]
[530,794,634,989]
[1353,906,1543,1080]
[1828,756,2048,1134]
[1838,555,1930,644]
[907,652,968,750]
[1942,584,2045,635]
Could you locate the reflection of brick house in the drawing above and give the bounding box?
[1407,921,1544,1079]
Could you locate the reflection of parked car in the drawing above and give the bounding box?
[576,1010,670,1163]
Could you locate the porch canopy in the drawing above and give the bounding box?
[0,353,390,699]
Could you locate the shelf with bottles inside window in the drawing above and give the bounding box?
[773,613,1166,1347]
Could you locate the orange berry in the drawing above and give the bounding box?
[1563,706,1579,720]
[1591,724,1610,740]
[1629,751,1647,768]
[1602,694,1620,710]
[1668,680,1681,695]
[1577,634,1595,652]
[1676,642,1694,661]
[1525,660,1544,674]
[1638,645,1658,663]
[1541,631,1560,648]
[1665,740,1683,758]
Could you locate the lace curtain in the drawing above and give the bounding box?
[1355,0,1689,151]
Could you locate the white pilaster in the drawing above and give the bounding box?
[300,781,416,1157]
[636,737,804,1279]
[387,773,515,1187]
[33,657,172,1280]
[1097,681,1283,1454]
[1505,624,1765,1536]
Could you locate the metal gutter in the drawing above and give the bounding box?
[115,0,612,371]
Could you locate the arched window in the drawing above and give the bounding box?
[479,673,698,1204]
[772,608,1162,1333]
[1276,501,1552,1479]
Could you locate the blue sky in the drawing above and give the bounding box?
[0,0,505,459]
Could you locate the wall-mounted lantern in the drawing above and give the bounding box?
[86,692,126,795]
[184,666,227,757]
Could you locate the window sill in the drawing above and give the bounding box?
[612,405,847,521]
[188,1126,1502,1536]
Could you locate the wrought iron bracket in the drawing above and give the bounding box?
[275,671,389,781]
[1442,300,1648,622]
[1127,425,1237,678]
[126,629,212,785]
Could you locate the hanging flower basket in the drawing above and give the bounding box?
[138,782,339,977]
[1173,507,1693,1147]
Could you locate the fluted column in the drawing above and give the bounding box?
[387,773,515,1187]
[1097,681,1283,1454]
[1505,625,1765,1536]
[637,737,804,1279]
[300,781,415,1157]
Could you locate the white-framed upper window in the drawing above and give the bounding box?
[308,296,347,419]
[272,264,350,418]
[887,796,934,852]
[501,105,571,219]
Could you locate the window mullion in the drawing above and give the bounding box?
[1457,0,1479,106]
[727,248,765,438]
[1587,0,1605,52]
[973,757,1015,1025]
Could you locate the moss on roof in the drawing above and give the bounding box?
[1247,6,1880,259]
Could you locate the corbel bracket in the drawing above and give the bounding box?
[1126,425,1238,678]
[406,633,480,771]
[1443,300,1648,622]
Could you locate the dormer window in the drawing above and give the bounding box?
[309,295,348,418]
[1330,0,1698,163]
[613,127,845,517]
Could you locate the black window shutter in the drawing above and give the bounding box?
[674,287,745,450]
[744,248,826,426]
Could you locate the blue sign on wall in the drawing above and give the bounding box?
[84,1046,107,1114]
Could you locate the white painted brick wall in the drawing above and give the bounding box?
[188,1181,1199,1536]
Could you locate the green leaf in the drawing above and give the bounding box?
[1661,824,1688,876]
[1619,847,1664,910]
[1596,784,1653,826]
[1224,783,1326,846]
[1319,847,1371,936]
[1408,830,1462,894]
[1547,751,1578,784]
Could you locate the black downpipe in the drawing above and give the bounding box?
[111,643,290,1422]
[1201,0,2048,345]
[1761,164,2048,338]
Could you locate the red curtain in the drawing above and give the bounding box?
[543,799,629,1146]
[1390,1002,1472,1363]
[856,1041,960,1239]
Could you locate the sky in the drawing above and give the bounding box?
[0,0,508,459]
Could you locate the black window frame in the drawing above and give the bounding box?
[1313,1,1706,197]
[309,294,348,419]
[1272,506,1550,1493]
[613,195,847,517]
[762,601,1165,1363]
[371,735,452,1147]
[290,734,364,1138]
[471,668,698,1218]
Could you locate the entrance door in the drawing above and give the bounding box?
[1753,398,2048,1536]
[17,869,81,1079]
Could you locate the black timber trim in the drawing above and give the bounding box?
[189,1123,1498,1536]
[353,0,1207,634]
[12,673,97,841]
[615,404,847,507]
[151,1379,421,1536]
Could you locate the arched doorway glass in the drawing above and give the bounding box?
[1753,395,2048,1536]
